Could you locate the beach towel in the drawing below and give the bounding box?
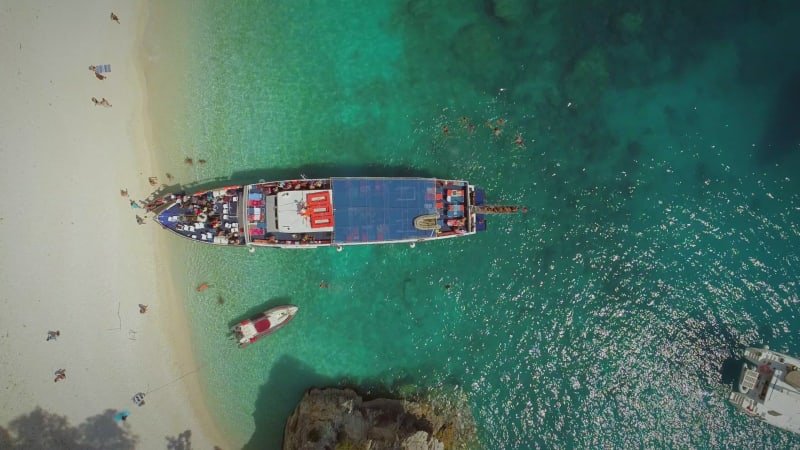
[132,393,145,406]
[93,64,111,73]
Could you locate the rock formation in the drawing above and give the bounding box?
[283,387,477,450]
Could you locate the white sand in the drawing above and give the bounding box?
[0,1,227,448]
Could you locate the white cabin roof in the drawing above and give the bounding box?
[266,189,334,233]
[732,348,800,434]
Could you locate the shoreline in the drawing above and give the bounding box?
[138,0,231,446]
[0,1,229,448]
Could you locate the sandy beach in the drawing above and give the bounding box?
[0,1,227,448]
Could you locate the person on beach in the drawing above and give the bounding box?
[92,97,100,106]
[111,12,120,24]
[89,66,106,80]
[100,98,112,107]
[132,392,146,406]
[136,215,145,225]
[54,369,66,382]
[139,304,148,314]
[120,188,129,197]
[184,157,193,165]
[46,330,60,341]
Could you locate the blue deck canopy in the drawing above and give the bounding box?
[331,178,439,243]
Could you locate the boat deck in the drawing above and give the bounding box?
[330,178,469,244]
[154,177,484,247]
[246,179,335,246]
[729,348,800,434]
[155,187,245,245]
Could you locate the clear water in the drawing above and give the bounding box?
[166,2,800,448]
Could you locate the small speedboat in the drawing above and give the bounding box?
[232,305,298,348]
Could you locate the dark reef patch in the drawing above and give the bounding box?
[758,72,800,163]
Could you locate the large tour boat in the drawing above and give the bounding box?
[150,177,515,249]
[729,346,800,435]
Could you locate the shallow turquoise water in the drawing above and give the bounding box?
[170,2,800,448]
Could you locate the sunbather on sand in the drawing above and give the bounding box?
[88,66,106,80]
[111,12,120,23]
[100,98,112,107]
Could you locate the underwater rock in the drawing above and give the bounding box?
[449,21,506,86]
[283,387,477,450]
[450,22,500,68]
[563,46,610,108]
[405,0,437,19]
[489,0,530,25]
[612,11,644,41]
[617,12,644,36]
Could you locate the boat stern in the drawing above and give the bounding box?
[232,320,258,347]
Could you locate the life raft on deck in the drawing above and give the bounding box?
[413,214,439,230]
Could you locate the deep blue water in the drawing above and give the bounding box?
[164,2,800,448]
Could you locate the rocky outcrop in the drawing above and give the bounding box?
[283,388,476,450]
